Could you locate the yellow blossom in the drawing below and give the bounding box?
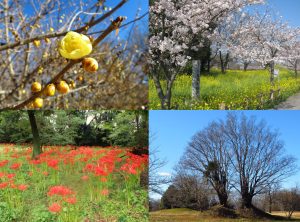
[58,31,92,60]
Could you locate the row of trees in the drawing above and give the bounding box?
[0,110,148,149]
[150,0,300,109]
[155,177,300,219]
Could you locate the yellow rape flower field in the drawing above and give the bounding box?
[149,68,300,110]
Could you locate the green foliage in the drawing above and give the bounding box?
[0,202,17,222]
[0,110,148,148]
[30,205,57,222]
[149,68,300,110]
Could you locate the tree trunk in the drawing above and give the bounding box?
[28,110,42,159]
[219,52,225,74]
[269,61,275,86]
[192,60,201,99]
[268,189,272,213]
[207,58,211,73]
[217,190,228,207]
[241,192,253,208]
[244,62,249,71]
[295,61,298,78]
[224,53,229,72]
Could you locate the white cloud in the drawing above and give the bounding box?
[158,172,171,177]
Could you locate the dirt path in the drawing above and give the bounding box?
[274,92,300,110]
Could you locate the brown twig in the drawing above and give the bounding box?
[9,17,124,110]
[0,0,127,52]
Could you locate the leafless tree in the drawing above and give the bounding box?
[223,113,297,209]
[179,121,232,207]
[274,186,300,219]
[149,133,171,195]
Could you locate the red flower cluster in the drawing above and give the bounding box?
[10,162,22,170]
[47,159,59,169]
[47,185,74,197]
[48,202,61,213]
[0,160,9,167]
[120,153,148,175]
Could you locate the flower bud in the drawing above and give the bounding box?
[56,81,70,94]
[45,84,56,96]
[31,82,42,93]
[82,58,98,73]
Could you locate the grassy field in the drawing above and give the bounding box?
[0,143,148,222]
[150,208,300,222]
[149,68,300,110]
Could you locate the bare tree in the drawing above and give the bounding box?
[274,187,300,219]
[179,121,231,207]
[172,171,211,211]
[149,134,171,195]
[223,113,297,209]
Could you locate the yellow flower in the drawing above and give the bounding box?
[58,31,92,60]
[33,40,41,48]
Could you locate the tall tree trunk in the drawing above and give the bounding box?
[268,190,272,213]
[295,61,298,78]
[28,110,42,159]
[219,51,225,74]
[269,61,275,86]
[207,58,211,73]
[192,60,201,99]
[224,53,229,72]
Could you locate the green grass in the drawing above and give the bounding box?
[149,68,300,110]
[150,208,300,222]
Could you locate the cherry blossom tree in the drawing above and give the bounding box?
[150,0,264,109]
[229,11,300,85]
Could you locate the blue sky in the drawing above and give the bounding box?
[23,0,148,39]
[150,111,300,198]
[261,0,300,27]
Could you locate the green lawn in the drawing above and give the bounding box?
[150,208,300,222]
[149,68,300,110]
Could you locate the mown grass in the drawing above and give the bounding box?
[149,68,300,110]
[150,208,300,222]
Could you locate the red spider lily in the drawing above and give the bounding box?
[120,163,137,175]
[28,171,33,176]
[84,163,94,172]
[0,172,5,178]
[81,175,89,181]
[0,160,9,167]
[48,185,74,197]
[48,202,61,213]
[47,159,59,169]
[10,183,17,189]
[43,171,49,176]
[0,182,8,189]
[100,189,109,196]
[29,159,42,165]
[18,184,28,191]
[10,163,22,170]
[65,197,77,204]
[100,177,107,183]
[7,173,15,179]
